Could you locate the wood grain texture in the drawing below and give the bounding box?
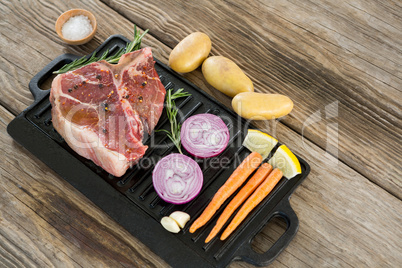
[1,104,401,267]
[2,0,401,198]
[0,106,168,267]
[0,0,401,267]
[0,0,170,115]
[100,0,402,198]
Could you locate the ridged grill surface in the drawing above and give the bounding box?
[13,35,310,268]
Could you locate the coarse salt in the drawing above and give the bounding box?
[62,15,93,40]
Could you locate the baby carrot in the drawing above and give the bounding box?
[189,152,263,233]
[220,168,283,240]
[205,163,273,243]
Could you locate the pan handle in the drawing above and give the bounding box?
[28,54,79,101]
[236,199,299,266]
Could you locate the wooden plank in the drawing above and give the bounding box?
[1,0,400,197]
[0,105,168,267]
[0,0,171,115]
[1,104,401,267]
[0,0,401,266]
[99,0,402,198]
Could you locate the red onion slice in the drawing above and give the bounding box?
[153,154,203,204]
[181,113,229,158]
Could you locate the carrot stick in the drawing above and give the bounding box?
[189,152,263,233]
[220,168,283,241]
[204,163,273,243]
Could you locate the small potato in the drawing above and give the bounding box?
[202,56,253,97]
[232,92,293,120]
[169,32,211,73]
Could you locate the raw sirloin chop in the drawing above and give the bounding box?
[50,47,166,177]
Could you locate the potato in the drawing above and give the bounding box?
[232,92,293,120]
[168,32,211,73]
[202,56,253,97]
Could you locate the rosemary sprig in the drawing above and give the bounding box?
[53,25,149,74]
[157,88,191,154]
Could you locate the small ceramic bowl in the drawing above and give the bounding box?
[55,9,97,45]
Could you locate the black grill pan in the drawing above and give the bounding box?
[7,35,310,267]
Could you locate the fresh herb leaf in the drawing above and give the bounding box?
[157,88,191,154]
[53,25,149,74]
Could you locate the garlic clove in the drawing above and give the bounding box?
[169,211,191,228]
[161,216,181,233]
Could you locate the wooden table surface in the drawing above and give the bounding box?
[1,0,401,267]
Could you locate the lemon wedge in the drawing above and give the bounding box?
[268,145,301,179]
[243,129,278,159]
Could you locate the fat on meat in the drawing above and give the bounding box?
[50,47,166,177]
